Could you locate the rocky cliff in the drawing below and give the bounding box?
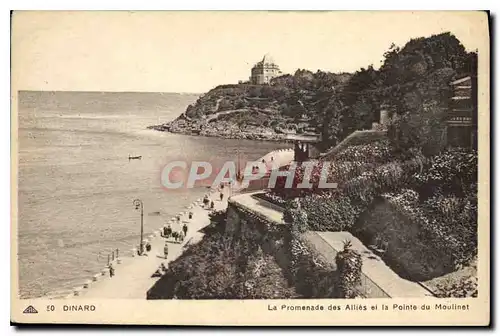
[148,71,352,141]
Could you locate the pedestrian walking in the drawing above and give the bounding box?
[109,264,115,278]
[210,200,215,209]
[220,192,224,201]
[172,231,179,242]
[179,231,185,242]
[182,223,188,237]
[165,224,172,238]
[163,243,169,259]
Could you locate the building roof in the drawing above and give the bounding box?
[262,53,275,65]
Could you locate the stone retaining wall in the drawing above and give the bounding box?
[353,199,456,281]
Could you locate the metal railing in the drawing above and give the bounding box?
[99,248,120,266]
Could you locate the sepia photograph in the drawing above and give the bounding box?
[10,10,490,326]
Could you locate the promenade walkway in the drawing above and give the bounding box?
[63,149,289,299]
[229,193,285,224]
[77,188,230,299]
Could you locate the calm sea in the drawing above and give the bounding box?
[17,91,290,298]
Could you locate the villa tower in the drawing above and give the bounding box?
[250,54,282,85]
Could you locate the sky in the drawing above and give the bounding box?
[12,11,487,93]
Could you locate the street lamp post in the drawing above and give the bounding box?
[133,199,144,255]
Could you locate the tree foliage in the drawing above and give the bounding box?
[318,32,477,150]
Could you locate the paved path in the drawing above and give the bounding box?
[229,192,285,224]
[315,231,435,298]
[259,148,294,169]
[76,187,231,299]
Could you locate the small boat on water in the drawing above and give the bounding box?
[128,155,142,161]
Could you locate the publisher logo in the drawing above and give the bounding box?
[23,305,38,314]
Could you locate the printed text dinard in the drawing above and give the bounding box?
[268,304,471,311]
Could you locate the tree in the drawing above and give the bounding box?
[386,67,455,155]
[320,96,344,148]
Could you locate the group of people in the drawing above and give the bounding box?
[162,212,193,259]
[201,184,228,210]
[159,188,232,273]
[203,195,215,209]
[162,223,187,242]
[135,240,152,256]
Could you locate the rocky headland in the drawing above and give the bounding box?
[148,70,352,142]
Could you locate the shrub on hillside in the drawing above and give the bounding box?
[335,240,363,298]
[434,276,478,298]
[208,210,227,232]
[273,152,427,233]
[272,159,380,199]
[384,190,477,270]
[414,147,477,198]
[283,199,309,233]
[301,193,363,232]
[233,247,298,299]
[334,140,394,164]
[422,195,477,269]
[156,232,297,299]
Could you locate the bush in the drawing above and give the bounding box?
[234,98,246,109]
[283,199,309,234]
[301,193,363,232]
[422,195,477,269]
[208,210,227,232]
[414,147,478,198]
[384,190,477,270]
[148,231,297,299]
[335,140,394,165]
[335,240,363,298]
[434,276,478,298]
[272,150,427,233]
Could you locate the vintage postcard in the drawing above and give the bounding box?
[11,11,490,326]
